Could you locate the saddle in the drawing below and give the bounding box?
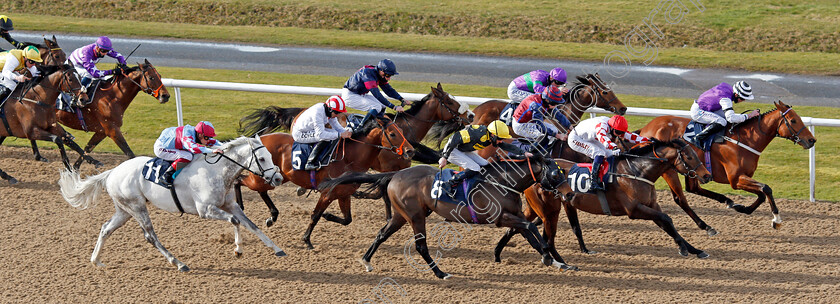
[431,169,483,203]
[683,121,724,151]
[291,139,340,171]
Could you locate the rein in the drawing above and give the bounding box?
[121,65,165,98]
[344,120,409,156]
[203,144,275,179]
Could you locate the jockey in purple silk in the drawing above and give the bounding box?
[689,81,759,146]
[68,36,127,88]
[507,67,567,104]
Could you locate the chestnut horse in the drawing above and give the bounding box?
[236,84,473,225]
[638,101,816,232]
[318,155,575,279]
[0,64,98,173]
[495,138,713,261]
[237,118,415,249]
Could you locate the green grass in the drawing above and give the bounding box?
[9,11,840,75]
[3,66,837,201]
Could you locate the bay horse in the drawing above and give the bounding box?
[318,155,576,279]
[0,64,100,172]
[236,83,472,226]
[237,118,415,249]
[59,136,285,272]
[467,73,626,129]
[495,138,713,261]
[638,101,816,232]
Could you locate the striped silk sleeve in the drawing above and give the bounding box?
[595,123,617,150]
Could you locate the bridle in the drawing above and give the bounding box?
[588,75,620,113]
[651,141,701,178]
[122,64,165,99]
[21,66,85,105]
[345,119,410,156]
[775,107,807,145]
[396,93,471,126]
[205,141,280,183]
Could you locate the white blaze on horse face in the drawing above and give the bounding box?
[451,94,469,114]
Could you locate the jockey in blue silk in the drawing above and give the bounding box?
[689,81,759,146]
[292,95,351,170]
[508,67,567,104]
[153,121,223,186]
[68,36,128,88]
[438,120,531,196]
[0,45,41,102]
[511,84,571,143]
[568,115,649,190]
[0,15,24,52]
[342,59,411,135]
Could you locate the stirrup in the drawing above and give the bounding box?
[296,186,308,196]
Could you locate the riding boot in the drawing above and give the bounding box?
[445,170,478,196]
[0,86,10,107]
[352,109,380,137]
[160,166,176,187]
[693,123,724,149]
[304,141,330,171]
[590,155,605,191]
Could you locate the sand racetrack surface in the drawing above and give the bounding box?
[1,145,838,303]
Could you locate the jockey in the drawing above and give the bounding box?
[342,59,410,135]
[438,120,531,195]
[68,36,127,88]
[568,115,649,190]
[0,15,24,51]
[511,84,572,145]
[153,121,223,186]
[508,67,567,104]
[0,45,41,102]
[690,81,758,146]
[292,95,352,170]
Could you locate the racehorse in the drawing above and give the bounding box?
[0,64,100,173]
[25,36,66,66]
[58,135,285,272]
[236,118,415,249]
[57,59,170,168]
[318,155,576,279]
[494,138,713,261]
[638,101,816,232]
[467,73,626,129]
[236,84,472,226]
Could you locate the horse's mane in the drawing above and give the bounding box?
[20,41,46,49]
[624,138,684,157]
[219,136,254,152]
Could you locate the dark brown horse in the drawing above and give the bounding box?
[237,84,472,225]
[237,118,415,249]
[318,155,575,279]
[26,36,66,66]
[638,101,816,232]
[495,138,713,261]
[57,59,170,168]
[0,64,98,173]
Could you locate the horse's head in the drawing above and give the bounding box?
[643,138,711,184]
[247,134,283,186]
[45,63,89,105]
[569,73,627,117]
[772,101,816,149]
[41,36,67,66]
[125,59,170,103]
[538,157,572,198]
[412,83,474,125]
[377,119,415,160]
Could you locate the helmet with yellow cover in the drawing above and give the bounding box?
[23,45,43,63]
[487,120,512,138]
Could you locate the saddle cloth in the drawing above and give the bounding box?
[430,169,483,205]
[291,139,340,171]
[567,161,615,194]
[142,158,174,188]
[683,121,724,151]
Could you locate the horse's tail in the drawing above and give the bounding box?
[318,172,397,197]
[409,139,442,164]
[238,106,304,136]
[59,169,112,210]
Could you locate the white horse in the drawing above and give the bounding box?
[59,135,285,272]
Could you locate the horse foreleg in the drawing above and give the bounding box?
[493,228,517,263]
[686,177,736,208]
[0,168,18,184]
[563,203,595,254]
[29,140,48,162]
[734,175,781,229]
[75,132,107,169]
[361,215,407,272]
[628,203,708,259]
[666,170,716,236]
[322,196,352,225]
[131,202,189,271]
[91,207,131,267]
[303,194,333,250]
[258,191,280,227]
[63,136,103,169]
[496,211,577,271]
[405,216,451,279]
[222,197,287,257]
[108,129,135,159]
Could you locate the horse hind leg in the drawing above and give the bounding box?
[322,196,353,225]
[497,211,578,271]
[0,168,18,184]
[75,132,107,169]
[90,206,131,267]
[361,215,407,272]
[29,140,49,162]
[131,202,189,271]
[734,176,781,229]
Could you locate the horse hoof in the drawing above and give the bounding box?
[679,248,689,257]
[230,217,240,225]
[178,265,190,272]
[234,251,242,258]
[8,178,18,185]
[275,250,287,257]
[583,250,598,255]
[541,256,553,267]
[706,227,719,236]
[359,258,374,272]
[93,261,106,267]
[697,251,710,259]
[265,218,275,227]
[94,162,104,168]
[441,273,453,280]
[772,221,782,230]
[296,187,307,196]
[36,156,49,162]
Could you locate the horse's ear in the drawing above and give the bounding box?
[144,58,150,65]
[52,35,57,42]
[437,82,443,91]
